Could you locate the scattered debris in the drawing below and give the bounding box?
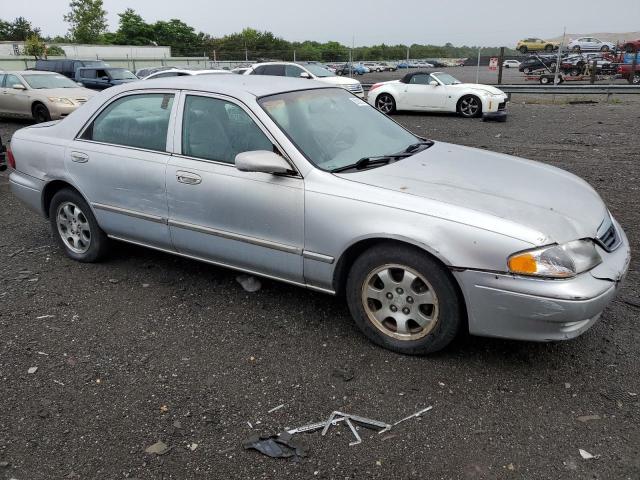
[622,297,640,308]
[564,382,571,389]
[332,367,354,382]
[36,315,54,320]
[268,404,285,414]
[187,442,198,451]
[236,274,261,292]
[247,421,253,429]
[27,367,38,374]
[243,432,308,460]
[577,414,601,423]
[579,449,598,460]
[108,278,120,284]
[53,380,65,386]
[0,461,9,468]
[378,406,433,434]
[8,247,25,258]
[145,441,171,455]
[142,283,150,288]
[159,405,169,413]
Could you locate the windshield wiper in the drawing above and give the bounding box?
[331,153,413,173]
[403,140,434,153]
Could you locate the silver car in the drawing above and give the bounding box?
[8,76,630,354]
[0,71,95,123]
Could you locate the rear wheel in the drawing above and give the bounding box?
[458,95,482,118]
[540,76,550,84]
[600,45,609,52]
[375,93,396,114]
[49,189,109,262]
[633,73,640,85]
[572,46,581,53]
[32,103,51,123]
[519,46,528,54]
[346,244,462,355]
[545,44,554,52]
[570,68,581,76]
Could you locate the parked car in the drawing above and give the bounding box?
[135,66,176,78]
[335,63,369,75]
[396,61,411,69]
[142,68,230,79]
[75,67,138,90]
[378,62,397,71]
[415,61,435,68]
[363,62,386,72]
[567,37,615,53]
[516,38,559,54]
[7,75,629,354]
[0,134,6,172]
[620,39,640,53]
[34,58,108,79]
[502,59,521,68]
[368,71,508,120]
[231,67,250,74]
[425,59,447,68]
[0,71,95,123]
[246,62,364,97]
[518,56,557,73]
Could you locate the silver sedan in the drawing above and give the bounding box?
[8,75,630,354]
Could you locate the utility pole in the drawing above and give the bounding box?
[553,27,566,86]
[475,48,481,83]
[293,50,296,62]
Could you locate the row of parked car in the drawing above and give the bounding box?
[515,36,640,54]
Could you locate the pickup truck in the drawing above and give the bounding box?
[75,67,138,90]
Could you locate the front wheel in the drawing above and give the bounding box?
[633,73,640,85]
[32,103,51,123]
[545,44,554,52]
[375,93,396,114]
[49,189,109,262]
[519,46,528,54]
[600,45,609,52]
[458,95,482,118]
[346,244,462,355]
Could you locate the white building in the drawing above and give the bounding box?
[0,41,171,58]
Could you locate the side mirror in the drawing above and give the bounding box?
[299,72,311,79]
[76,82,84,87]
[429,80,439,86]
[12,84,26,90]
[235,150,292,175]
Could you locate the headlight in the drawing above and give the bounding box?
[508,240,602,278]
[47,97,74,105]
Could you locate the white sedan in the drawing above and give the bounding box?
[503,59,521,68]
[368,71,508,120]
[142,68,231,79]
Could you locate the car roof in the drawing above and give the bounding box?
[120,73,332,98]
[6,70,61,75]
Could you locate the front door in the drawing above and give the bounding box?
[402,73,446,109]
[1,74,30,115]
[166,93,304,283]
[66,91,178,249]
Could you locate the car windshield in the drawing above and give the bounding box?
[259,88,421,172]
[431,73,461,85]
[109,69,137,80]
[22,74,79,89]
[303,64,335,78]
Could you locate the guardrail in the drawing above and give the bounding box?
[360,83,640,95]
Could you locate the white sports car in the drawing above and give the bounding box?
[368,71,508,120]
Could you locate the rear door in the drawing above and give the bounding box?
[166,92,304,282]
[66,90,179,248]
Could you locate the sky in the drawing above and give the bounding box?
[4,0,640,47]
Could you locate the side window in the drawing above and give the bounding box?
[262,65,285,76]
[252,66,265,75]
[5,75,23,88]
[0,74,6,87]
[82,69,97,79]
[82,93,174,152]
[285,65,304,77]
[153,72,180,78]
[182,95,273,164]
[410,74,432,85]
[96,69,108,79]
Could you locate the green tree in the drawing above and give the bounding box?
[46,45,66,56]
[0,17,41,41]
[114,8,154,45]
[24,34,46,58]
[152,19,201,56]
[63,0,108,43]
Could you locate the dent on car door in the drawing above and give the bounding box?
[67,91,178,248]
[166,93,305,283]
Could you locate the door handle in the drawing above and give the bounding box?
[176,171,202,185]
[70,151,89,163]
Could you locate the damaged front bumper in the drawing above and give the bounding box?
[453,221,631,342]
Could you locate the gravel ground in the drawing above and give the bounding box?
[0,99,639,480]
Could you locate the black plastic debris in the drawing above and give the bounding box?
[243,432,308,460]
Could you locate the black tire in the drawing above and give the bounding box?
[633,74,640,85]
[519,46,528,54]
[526,68,533,74]
[345,243,462,355]
[32,103,51,123]
[457,95,482,118]
[570,68,580,77]
[540,76,550,84]
[49,188,109,263]
[572,46,581,53]
[545,44,554,52]
[600,45,609,52]
[375,93,396,114]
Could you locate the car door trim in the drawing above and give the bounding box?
[168,219,302,255]
[106,234,336,295]
[302,251,335,264]
[91,202,167,224]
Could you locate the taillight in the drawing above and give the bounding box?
[7,145,16,169]
[369,83,382,92]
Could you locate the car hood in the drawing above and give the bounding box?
[317,76,361,86]
[449,83,506,95]
[32,87,95,99]
[336,142,607,245]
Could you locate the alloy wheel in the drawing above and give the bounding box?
[361,264,439,341]
[459,96,480,117]
[56,201,91,254]
[376,94,394,114]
